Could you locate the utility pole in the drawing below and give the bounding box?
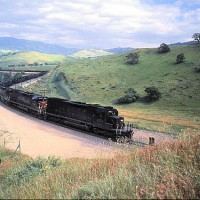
[40,89,49,96]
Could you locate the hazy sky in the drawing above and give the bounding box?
[0,0,200,49]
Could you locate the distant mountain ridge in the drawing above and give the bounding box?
[168,41,198,46]
[1,37,198,56]
[0,37,136,56]
[105,47,134,54]
[0,37,81,55]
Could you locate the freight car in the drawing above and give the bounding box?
[46,97,133,140]
[0,72,134,141]
[1,71,47,87]
[0,87,47,115]
[0,85,7,101]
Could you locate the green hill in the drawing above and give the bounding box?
[69,49,113,58]
[23,44,200,135]
[0,49,18,55]
[0,51,67,70]
[1,44,199,199]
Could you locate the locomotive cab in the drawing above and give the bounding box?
[37,97,47,115]
[38,97,47,104]
[107,115,125,129]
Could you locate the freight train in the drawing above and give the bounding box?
[0,73,133,141]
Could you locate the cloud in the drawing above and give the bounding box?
[0,0,199,48]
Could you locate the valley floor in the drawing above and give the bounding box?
[0,102,173,159]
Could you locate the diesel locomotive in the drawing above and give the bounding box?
[46,97,133,140]
[0,73,133,141]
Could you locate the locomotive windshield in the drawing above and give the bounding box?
[108,111,115,116]
[107,115,124,128]
[38,97,47,102]
[38,97,47,115]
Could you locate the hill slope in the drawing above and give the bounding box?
[24,44,200,134]
[0,51,67,70]
[69,49,113,58]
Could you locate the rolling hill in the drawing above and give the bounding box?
[0,44,199,200]
[0,37,134,56]
[18,44,200,135]
[0,51,67,70]
[69,49,113,58]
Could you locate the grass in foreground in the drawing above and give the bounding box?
[0,131,199,199]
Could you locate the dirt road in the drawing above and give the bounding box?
[0,102,173,159]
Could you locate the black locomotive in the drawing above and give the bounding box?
[46,98,133,140]
[0,73,133,141]
[3,88,47,115]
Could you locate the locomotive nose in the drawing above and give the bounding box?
[40,101,47,108]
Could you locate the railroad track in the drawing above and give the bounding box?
[1,100,154,148]
[1,70,174,148]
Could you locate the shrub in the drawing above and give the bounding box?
[3,73,12,80]
[176,53,185,64]
[13,72,24,79]
[6,157,62,186]
[192,33,200,42]
[158,43,170,53]
[117,88,139,103]
[194,67,200,73]
[144,87,161,102]
[125,53,139,65]
[53,72,68,83]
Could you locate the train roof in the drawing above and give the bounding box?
[11,89,46,99]
[32,95,47,100]
[48,97,116,111]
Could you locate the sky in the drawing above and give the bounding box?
[0,0,200,49]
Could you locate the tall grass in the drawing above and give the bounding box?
[0,131,199,199]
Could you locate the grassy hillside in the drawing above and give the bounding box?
[0,51,67,70]
[69,49,113,58]
[0,131,199,199]
[26,44,200,135]
[0,49,18,55]
[1,45,199,199]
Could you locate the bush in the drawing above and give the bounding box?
[176,53,185,64]
[3,73,12,80]
[158,43,170,53]
[192,33,200,42]
[13,72,24,79]
[6,157,62,186]
[117,88,139,103]
[194,67,200,73]
[53,72,68,83]
[125,53,139,65]
[144,87,161,102]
